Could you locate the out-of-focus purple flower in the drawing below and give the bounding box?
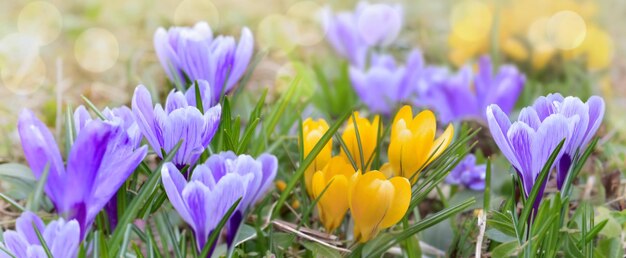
[154,22,254,105]
[161,152,276,253]
[419,56,526,123]
[18,110,147,239]
[132,82,221,168]
[349,49,423,114]
[445,154,486,191]
[486,104,578,212]
[0,212,80,258]
[323,2,403,68]
[530,93,605,189]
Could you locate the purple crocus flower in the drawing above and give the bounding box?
[131,81,221,168]
[0,212,80,258]
[349,49,423,114]
[203,152,277,245]
[486,104,578,212]
[530,94,605,189]
[161,152,277,253]
[419,56,525,123]
[18,110,148,239]
[74,105,143,230]
[323,2,403,68]
[445,154,486,191]
[154,22,254,105]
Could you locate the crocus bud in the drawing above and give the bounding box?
[340,112,381,172]
[388,106,454,183]
[312,156,357,232]
[301,118,333,197]
[349,170,411,242]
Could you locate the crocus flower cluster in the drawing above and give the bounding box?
[487,94,604,211]
[301,105,454,241]
[154,22,254,105]
[132,81,221,168]
[418,56,526,123]
[18,109,148,238]
[445,154,486,191]
[162,151,277,253]
[0,212,80,258]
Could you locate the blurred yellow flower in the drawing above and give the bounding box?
[311,156,357,232]
[388,106,454,183]
[340,112,381,171]
[349,170,411,242]
[448,0,612,70]
[275,180,287,192]
[301,118,332,197]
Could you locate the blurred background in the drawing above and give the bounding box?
[0,0,624,164]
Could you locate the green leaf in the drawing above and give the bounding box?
[272,111,351,218]
[33,221,53,258]
[80,95,106,120]
[490,240,519,257]
[301,241,342,258]
[109,140,183,255]
[194,80,204,114]
[0,163,35,181]
[27,164,49,211]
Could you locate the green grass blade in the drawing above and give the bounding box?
[109,140,183,254]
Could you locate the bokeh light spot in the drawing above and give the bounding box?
[286,1,326,46]
[17,1,63,46]
[74,28,119,73]
[174,0,219,27]
[451,0,493,42]
[547,10,586,50]
[257,14,297,54]
[0,33,46,95]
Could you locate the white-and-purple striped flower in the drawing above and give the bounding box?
[349,49,423,114]
[323,2,403,68]
[18,110,147,239]
[161,151,277,253]
[131,81,221,168]
[445,154,486,191]
[154,22,254,105]
[529,94,605,189]
[420,56,526,123]
[487,102,578,211]
[0,212,80,258]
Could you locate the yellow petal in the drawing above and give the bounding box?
[410,110,436,136]
[315,174,350,232]
[380,177,412,228]
[427,123,455,166]
[349,171,392,242]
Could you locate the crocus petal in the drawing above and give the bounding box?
[257,154,278,201]
[165,90,189,113]
[582,96,605,145]
[14,211,45,245]
[379,176,411,229]
[132,85,162,152]
[486,105,520,170]
[182,181,212,249]
[162,163,193,223]
[356,4,402,46]
[17,110,66,204]
[45,219,80,258]
[226,27,254,92]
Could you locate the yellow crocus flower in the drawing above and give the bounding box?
[311,156,357,232]
[349,170,411,242]
[388,106,454,183]
[340,112,381,171]
[301,118,332,197]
